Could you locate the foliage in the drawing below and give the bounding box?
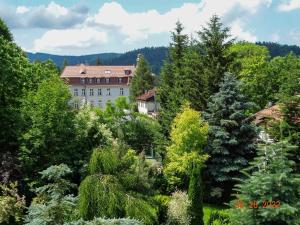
[157,21,189,134]
[165,104,208,190]
[130,54,154,102]
[230,141,300,225]
[19,75,76,182]
[188,162,204,225]
[229,42,270,108]
[65,218,142,225]
[204,73,258,202]
[0,17,13,42]
[207,210,230,225]
[78,144,158,224]
[0,182,25,225]
[154,195,170,224]
[167,191,191,225]
[25,164,77,225]
[198,15,235,97]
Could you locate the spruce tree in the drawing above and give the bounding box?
[205,73,257,202]
[95,56,102,65]
[130,54,154,102]
[198,15,235,98]
[62,58,68,69]
[0,18,13,42]
[230,141,300,225]
[157,21,188,134]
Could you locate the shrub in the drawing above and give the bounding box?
[65,218,141,225]
[207,210,230,225]
[167,191,191,225]
[154,195,170,224]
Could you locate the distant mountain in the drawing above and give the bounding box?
[257,42,300,57]
[26,46,168,74]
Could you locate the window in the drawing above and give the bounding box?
[124,70,131,75]
[74,89,78,96]
[74,101,79,109]
[98,89,102,96]
[80,78,85,84]
[89,89,94,96]
[118,78,123,84]
[89,78,93,84]
[105,78,110,84]
[107,88,111,96]
[105,70,111,74]
[97,78,101,84]
[98,100,102,108]
[90,100,94,106]
[120,88,124,96]
[81,89,85,96]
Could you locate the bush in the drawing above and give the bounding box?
[154,195,170,224]
[207,210,230,225]
[65,218,141,225]
[167,191,191,225]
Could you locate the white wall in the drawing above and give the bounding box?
[137,101,160,114]
[70,85,129,108]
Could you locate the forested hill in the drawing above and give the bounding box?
[27,43,300,75]
[257,42,300,57]
[27,47,168,74]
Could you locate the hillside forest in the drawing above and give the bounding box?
[0,15,299,225]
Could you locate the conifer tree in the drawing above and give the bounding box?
[157,21,189,134]
[198,15,235,98]
[130,54,154,102]
[95,56,102,65]
[0,18,13,42]
[230,141,300,225]
[62,58,68,69]
[205,73,257,202]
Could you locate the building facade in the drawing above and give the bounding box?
[136,89,160,116]
[61,64,135,109]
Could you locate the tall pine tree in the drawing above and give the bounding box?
[205,73,257,202]
[157,21,189,134]
[198,15,235,99]
[130,54,154,102]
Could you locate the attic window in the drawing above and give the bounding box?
[79,69,86,74]
[124,70,131,75]
[105,70,111,74]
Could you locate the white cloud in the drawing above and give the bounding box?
[90,0,270,43]
[33,28,108,53]
[16,6,30,14]
[45,1,68,17]
[278,0,300,11]
[230,20,257,42]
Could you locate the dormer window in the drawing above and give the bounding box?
[105,78,110,84]
[118,78,123,84]
[124,70,131,75]
[97,78,101,84]
[80,78,85,84]
[89,78,93,84]
[105,70,111,74]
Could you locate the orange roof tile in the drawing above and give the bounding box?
[136,88,156,101]
[61,64,135,78]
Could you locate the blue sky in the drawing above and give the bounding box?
[1,0,300,55]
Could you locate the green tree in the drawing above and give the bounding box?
[205,73,258,202]
[95,56,102,65]
[198,15,235,98]
[229,42,271,108]
[20,75,76,182]
[130,54,154,102]
[230,141,300,225]
[0,17,13,42]
[62,58,68,69]
[25,164,77,225]
[0,182,25,225]
[157,21,189,134]
[78,143,157,224]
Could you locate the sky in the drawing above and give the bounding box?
[1,0,300,55]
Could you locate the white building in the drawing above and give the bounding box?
[61,64,135,109]
[137,89,160,116]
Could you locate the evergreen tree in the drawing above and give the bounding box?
[230,141,300,225]
[157,21,189,134]
[62,58,68,69]
[130,54,154,102]
[205,73,257,202]
[198,15,235,98]
[25,164,77,225]
[95,56,102,65]
[0,18,13,42]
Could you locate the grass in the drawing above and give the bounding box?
[203,203,228,225]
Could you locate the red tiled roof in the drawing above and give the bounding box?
[61,64,135,78]
[136,88,156,101]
